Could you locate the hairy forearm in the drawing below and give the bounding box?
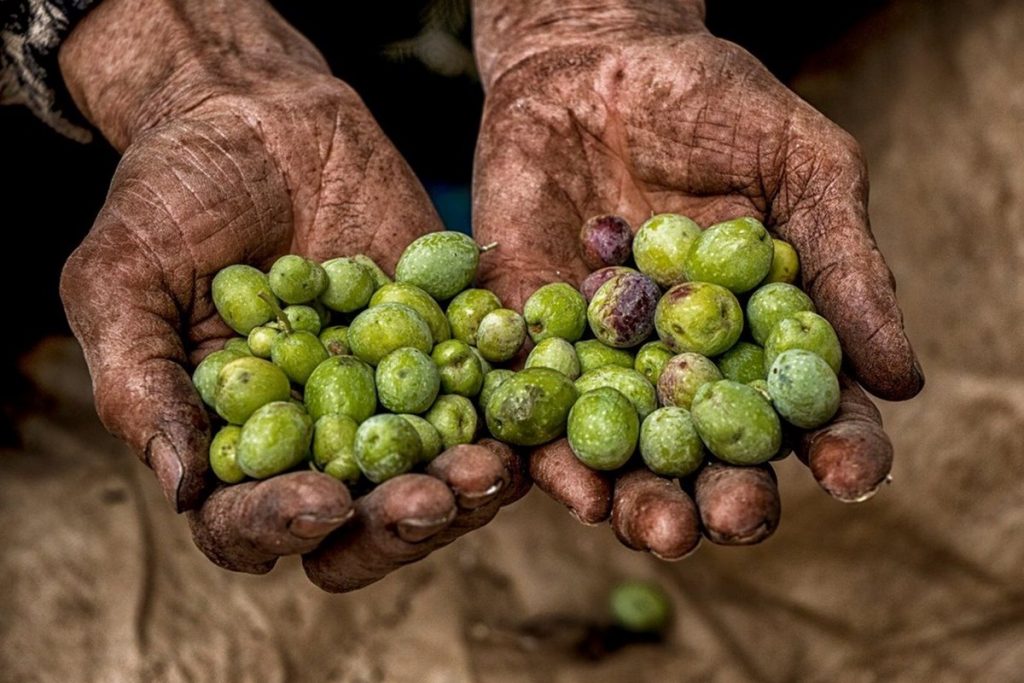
[58,0,328,150]
[472,0,706,88]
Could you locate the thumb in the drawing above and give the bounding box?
[61,215,210,511]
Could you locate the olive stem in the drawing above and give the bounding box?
[259,292,293,334]
[478,241,499,253]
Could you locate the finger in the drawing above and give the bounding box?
[529,439,614,525]
[775,114,923,401]
[610,469,701,560]
[426,443,510,510]
[60,222,210,512]
[693,462,780,545]
[425,440,532,545]
[187,471,353,574]
[302,474,457,593]
[795,375,893,503]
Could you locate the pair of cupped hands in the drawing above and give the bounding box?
[57,0,921,592]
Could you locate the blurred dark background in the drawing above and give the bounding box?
[0,0,888,437]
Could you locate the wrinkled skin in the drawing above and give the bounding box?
[56,0,528,590]
[473,3,922,556]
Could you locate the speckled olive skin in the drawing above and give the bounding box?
[760,239,800,285]
[312,415,359,482]
[399,414,444,462]
[745,282,816,346]
[351,254,392,290]
[432,340,484,398]
[485,368,578,446]
[425,394,479,448]
[320,257,375,313]
[634,341,675,385]
[575,365,657,419]
[567,387,639,470]
[574,340,635,375]
[246,326,279,358]
[656,352,722,409]
[192,348,245,407]
[268,254,327,304]
[395,231,481,301]
[447,288,502,345]
[370,282,451,344]
[476,308,527,362]
[319,325,350,356]
[523,282,588,343]
[270,331,329,385]
[654,282,743,357]
[763,311,843,374]
[525,337,581,379]
[767,349,841,429]
[236,401,314,479]
[209,425,245,484]
[690,380,781,465]
[715,341,766,384]
[211,264,276,335]
[223,338,252,356]
[375,347,440,414]
[579,214,633,270]
[347,302,433,366]
[478,368,514,411]
[214,356,292,425]
[683,217,774,293]
[587,272,661,348]
[276,305,321,335]
[633,213,702,287]
[303,355,377,423]
[353,414,421,484]
[579,266,639,301]
[639,407,705,478]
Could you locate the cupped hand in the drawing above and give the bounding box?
[58,0,527,591]
[473,28,922,556]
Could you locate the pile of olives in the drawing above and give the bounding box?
[509,212,842,477]
[194,214,843,491]
[193,232,524,485]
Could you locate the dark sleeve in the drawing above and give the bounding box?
[1,0,100,141]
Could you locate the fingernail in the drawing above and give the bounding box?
[454,480,504,510]
[148,435,184,512]
[396,510,456,543]
[290,510,354,540]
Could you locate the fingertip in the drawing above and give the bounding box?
[694,463,780,545]
[797,378,894,502]
[147,432,210,512]
[845,317,925,401]
[803,423,893,502]
[426,444,509,510]
[611,470,701,560]
[363,474,457,543]
[478,438,532,504]
[530,439,613,525]
[242,472,354,554]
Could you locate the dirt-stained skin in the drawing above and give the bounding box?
[56,0,921,592]
[473,0,920,554]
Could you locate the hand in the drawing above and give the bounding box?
[58,0,526,591]
[472,1,923,556]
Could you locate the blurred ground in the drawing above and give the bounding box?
[2,0,1023,681]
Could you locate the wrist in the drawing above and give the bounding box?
[58,0,329,150]
[472,0,706,89]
